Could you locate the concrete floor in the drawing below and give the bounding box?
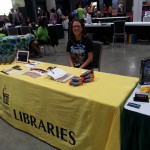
[1,31,150,150]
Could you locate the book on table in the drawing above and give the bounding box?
[47,68,74,83]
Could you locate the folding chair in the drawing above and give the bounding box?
[92,41,103,71]
[39,36,56,56]
[7,27,18,35]
[20,26,31,35]
[112,20,127,49]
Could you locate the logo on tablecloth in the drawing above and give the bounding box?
[0,85,11,117]
[3,85,9,105]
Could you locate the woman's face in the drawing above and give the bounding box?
[72,21,83,38]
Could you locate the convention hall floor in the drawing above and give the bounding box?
[0,31,150,150]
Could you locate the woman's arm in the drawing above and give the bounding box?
[68,53,74,67]
[79,52,93,69]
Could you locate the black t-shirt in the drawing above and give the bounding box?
[66,37,94,69]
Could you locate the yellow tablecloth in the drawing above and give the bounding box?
[0,62,138,150]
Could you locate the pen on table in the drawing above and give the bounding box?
[47,66,55,74]
[1,71,9,75]
[50,69,54,74]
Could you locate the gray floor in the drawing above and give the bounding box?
[0,31,150,150]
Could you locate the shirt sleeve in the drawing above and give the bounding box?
[66,40,72,52]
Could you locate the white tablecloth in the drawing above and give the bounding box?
[124,84,150,116]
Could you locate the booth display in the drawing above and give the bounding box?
[0,61,138,150]
[121,84,150,150]
[121,58,150,150]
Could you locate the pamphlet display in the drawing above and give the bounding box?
[23,68,47,78]
[1,65,22,75]
[0,60,95,86]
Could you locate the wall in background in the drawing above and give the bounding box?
[46,0,56,11]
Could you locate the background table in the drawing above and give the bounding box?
[121,84,150,150]
[0,34,35,54]
[0,62,138,150]
[90,16,131,23]
[85,22,150,41]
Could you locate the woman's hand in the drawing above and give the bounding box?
[79,52,93,69]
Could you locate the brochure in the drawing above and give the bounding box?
[47,68,74,82]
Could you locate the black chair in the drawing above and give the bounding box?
[92,41,103,71]
[112,20,127,49]
[7,27,18,35]
[87,33,94,40]
[38,36,56,55]
[20,26,31,35]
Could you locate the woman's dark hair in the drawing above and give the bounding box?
[51,8,56,13]
[38,16,48,28]
[69,18,87,42]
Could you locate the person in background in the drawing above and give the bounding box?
[86,6,92,24]
[103,4,108,17]
[50,8,57,24]
[45,10,50,21]
[22,17,31,26]
[57,7,63,24]
[108,5,112,17]
[69,10,77,22]
[28,16,49,57]
[87,4,94,16]
[117,1,125,16]
[66,18,93,70]
[8,10,13,25]
[76,3,85,23]
[10,8,16,25]
[92,7,99,18]
[36,17,49,45]
[14,8,22,25]
[37,7,43,18]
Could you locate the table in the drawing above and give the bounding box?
[121,84,150,150]
[89,16,131,23]
[0,34,35,54]
[0,62,138,150]
[85,22,150,41]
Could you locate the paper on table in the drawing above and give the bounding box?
[24,61,41,68]
[47,68,67,80]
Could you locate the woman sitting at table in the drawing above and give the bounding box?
[66,18,93,70]
[27,17,49,57]
[36,17,49,45]
[49,8,57,24]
